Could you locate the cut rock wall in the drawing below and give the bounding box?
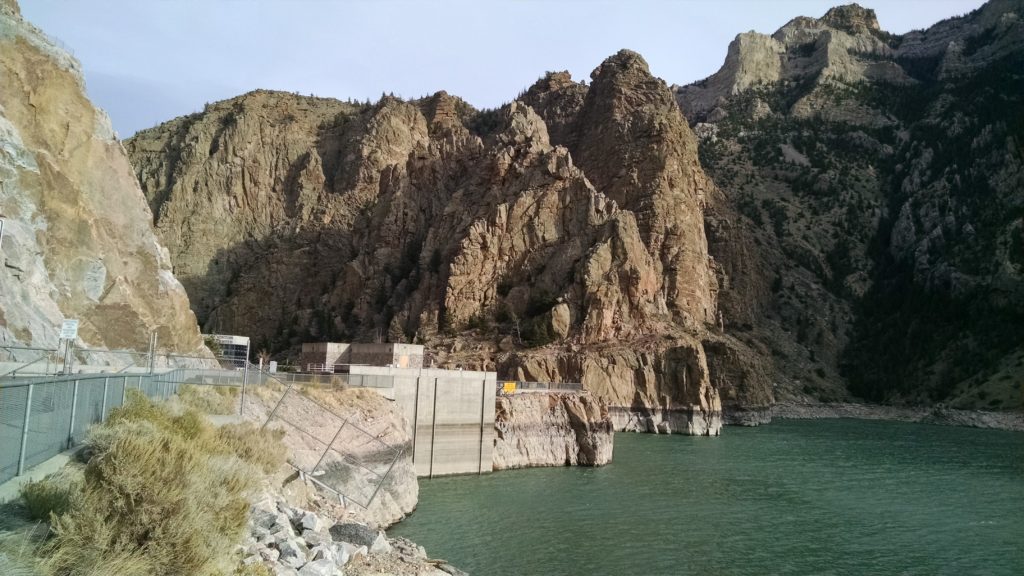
[492,392,613,470]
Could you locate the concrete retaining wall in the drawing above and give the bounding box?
[349,366,495,477]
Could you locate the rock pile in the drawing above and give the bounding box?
[242,498,390,576]
[241,497,465,576]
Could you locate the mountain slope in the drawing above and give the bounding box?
[678,1,1024,410]
[127,52,755,434]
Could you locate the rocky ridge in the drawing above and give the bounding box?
[127,50,742,435]
[0,0,208,361]
[124,1,1022,417]
[678,0,1024,410]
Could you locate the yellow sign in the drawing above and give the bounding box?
[502,381,517,394]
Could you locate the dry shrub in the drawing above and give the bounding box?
[19,477,78,521]
[41,391,285,576]
[232,563,273,576]
[178,384,239,415]
[213,424,286,474]
[0,529,49,576]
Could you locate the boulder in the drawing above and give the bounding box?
[300,511,324,533]
[297,559,338,576]
[328,522,377,548]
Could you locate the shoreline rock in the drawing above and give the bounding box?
[770,402,1024,432]
[493,392,614,470]
[244,495,462,576]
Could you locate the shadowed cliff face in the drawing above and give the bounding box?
[678,0,1024,410]
[127,51,742,434]
[0,1,207,357]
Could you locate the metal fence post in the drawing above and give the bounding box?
[17,383,34,476]
[101,377,109,419]
[68,379,80,448]
[240,362,249,416]
[121,376,127,405]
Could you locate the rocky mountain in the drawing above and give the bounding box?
[678,1,1023,410]
[0,0,208,361]
[126,0,1022,419]
[126,51,751,434]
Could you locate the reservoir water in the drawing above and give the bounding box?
[391,419,1024,575]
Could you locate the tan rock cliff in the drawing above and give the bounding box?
[0,1,207,359]
[492,392,613,469]
[127,52,729,434]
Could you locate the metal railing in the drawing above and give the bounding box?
[0,368,187,483]
[497,380,583,395]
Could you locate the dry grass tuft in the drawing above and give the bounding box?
[178,384,239,415]
[37,391,285,576]
[232,563,274,576]
[19,478,78,522]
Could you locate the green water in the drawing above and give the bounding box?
[391,419,1024,575]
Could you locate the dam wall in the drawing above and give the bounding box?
[349,366,496,477]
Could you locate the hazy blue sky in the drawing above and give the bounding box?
[21,0,985,137]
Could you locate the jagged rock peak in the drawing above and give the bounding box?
[775,3,881,38]
[531,71,575,91]
[590,49,651,81]
[421,90,466,133]
[496,101,550,149]
[820,4,881,34]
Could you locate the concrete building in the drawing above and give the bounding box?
[300,342,424,372]
[203,334,249,368]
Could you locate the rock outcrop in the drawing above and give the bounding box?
[0,0,208,360]
[676,4,909,124]
[127,51,728,434]
[492,392,613,470]
[679,0,1024,410]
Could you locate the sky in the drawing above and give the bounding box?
[21,0,986,138]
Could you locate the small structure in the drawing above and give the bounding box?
[300,342,424,372]
[204,334,250,368]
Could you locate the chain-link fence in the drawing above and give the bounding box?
[0,369,187,483]
[259,382,402,508]
[0,358,486,509]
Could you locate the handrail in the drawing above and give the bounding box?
[0,367,177,389]
[1,352,55,378]
[1,345,58,353]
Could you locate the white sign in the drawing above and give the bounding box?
[59,319,79,340]
[268,361,278,374]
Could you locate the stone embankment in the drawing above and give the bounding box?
[493,392,614,470]
[242,494,465,576]
[773,402,1024,432]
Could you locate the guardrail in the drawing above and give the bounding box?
[497,380,583,395]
